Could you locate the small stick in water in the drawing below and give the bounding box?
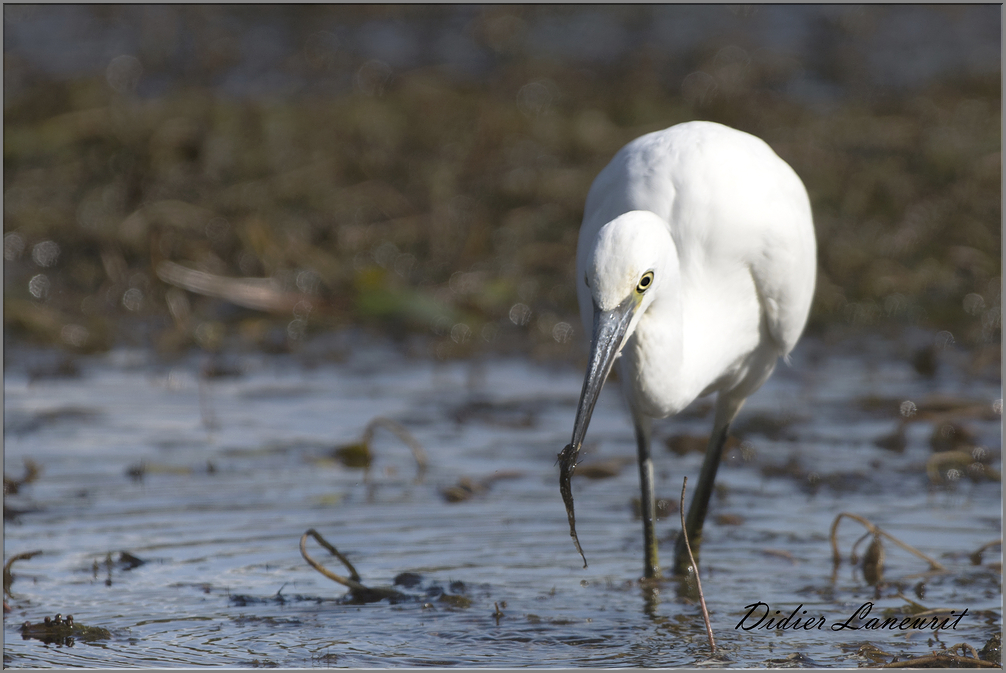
[829,512,946,572]
[680,477,716,654]
[557,443,587,568]
[299,529,405,603]
[4,550,43,598]
[362,417,428,483]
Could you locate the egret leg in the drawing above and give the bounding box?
[633,413,660,579]
[672,421,731,576]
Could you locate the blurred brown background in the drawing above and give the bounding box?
[3,5,1000,370]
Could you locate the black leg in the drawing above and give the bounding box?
[633,414,660,579]
[673,421,731,576]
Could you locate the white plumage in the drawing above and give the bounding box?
[560,121,816,579]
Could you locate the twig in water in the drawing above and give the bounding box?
[680,477,715,654]
[361,417,428,483]
[333,417,426,491]
[829,512,946,572]
[303,529,362,582]
[969,538,1002,565]
[299,529,405,603]
[957,643,984,661]
[4,550,43,598]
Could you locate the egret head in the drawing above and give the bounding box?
[586,210,672,313]
[571,211,674,449]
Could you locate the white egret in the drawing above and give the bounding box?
[558,120,816,579]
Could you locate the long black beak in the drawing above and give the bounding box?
[558,295,638,567]
[572,295,638,449]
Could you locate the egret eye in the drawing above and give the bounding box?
[636,271,654,293]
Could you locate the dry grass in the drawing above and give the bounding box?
[3,6,1000,362]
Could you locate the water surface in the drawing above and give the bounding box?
[3,334,1001,667]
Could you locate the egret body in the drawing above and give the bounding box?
[559,121,816,579]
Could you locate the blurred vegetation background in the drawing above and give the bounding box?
[3,5,1000,372]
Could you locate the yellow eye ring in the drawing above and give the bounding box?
[636,271,654,293]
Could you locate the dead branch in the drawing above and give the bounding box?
[299,529,405,602]
[156,260,310,314]
[680,477,716,654]
[829,512,946,572]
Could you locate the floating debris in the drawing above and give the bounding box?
[440,471,523,503]
[299,529,470,608]
[930,421,978,453]
[114,551,147,571]
[125,462,146,482]
[333,443,371,470]
[766,653,819,667]
[979,633,1001,666]
[20,614,111,645]
[3,459,41,496]
[873,423,907,452]
[880,641,999,668]
[761,549,797,564]
[90,551,148,588]
[573,457,632,480]
[332,417,427,483]
[436,593,472,609]
[665,434,706,456]
[926,449,1000,485]
[393,572,422,588]
[861,534,886,586]
[124,462,196,483]
[856,643,895,665]
[440,477,485,503]
[299,529,407,604]
[830,512,946,578]
[228,592,323,607]
[969,539,1002,566]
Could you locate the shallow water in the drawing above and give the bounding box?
[3,334,1001,667]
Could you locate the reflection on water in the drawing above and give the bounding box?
[3,334,1001,667]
